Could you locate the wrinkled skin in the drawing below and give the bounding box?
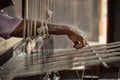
[68,33,87,49]
[11,20,87,49]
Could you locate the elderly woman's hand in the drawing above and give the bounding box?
[10,20,88,49]
[68,32,87,49]
[67,26,87,49]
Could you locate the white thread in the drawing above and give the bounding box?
[76,70,80,80]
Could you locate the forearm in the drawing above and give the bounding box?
[10,20,73,37]
[48,23,74,36]
[10,20,87,49]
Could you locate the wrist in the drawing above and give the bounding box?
[48,23,74,36]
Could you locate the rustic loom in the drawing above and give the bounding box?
[0,41,120,80]
[0,0,120,80]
